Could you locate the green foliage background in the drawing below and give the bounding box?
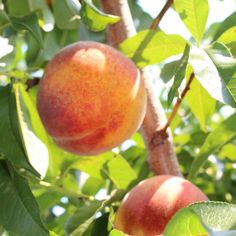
[0,0,236,235]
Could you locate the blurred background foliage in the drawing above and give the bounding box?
[0,0,236,235]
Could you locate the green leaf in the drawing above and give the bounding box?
[6,0,31,16]
[188,113,236,179]
[217,27,236,56]
[53,0,80,29]
[0,161,49,236]
[206,43,236,106]
[167,44,190,105]
[164,201,236,236]
[186,67,216,132]
[160,60,180,83]
[90,213,109,236]
[119,30,186,68]
[174,0,209,43]
[212,11,236,42]
[65,200,103,236]
[163,207,207,236]
[219,143,236,161]
[62,152,137,189]
[218,27,236,45]
[109,229,127,236]
[189,45,236,107]
[81,0,120,32]
[0,85,39,176]
[9,12,43,48]
[0,10,10,31]
[14,83,49,178]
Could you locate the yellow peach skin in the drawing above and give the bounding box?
[115,175,208,236]
[37,41,147,155]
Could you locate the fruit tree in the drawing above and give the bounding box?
[0,0,236,236]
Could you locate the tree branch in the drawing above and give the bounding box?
[163,72,195,132]
[99,0,182,176]
[149,0,173,29]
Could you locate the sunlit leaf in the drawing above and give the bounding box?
[174,0,209,43]
[189,45,236,107]
[109,229,128,236]
[62,152,137,189]
[212,11,236,41]
[14,83,49,178]
[0,85,39,176]
[218,26,236,56]
[219,143,236,161]
[119,30,186,68]
[81,0,120,31]
[186,67,216,132]
[164,201,236,236]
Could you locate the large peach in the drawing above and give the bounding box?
[37,41,146,155]
[114,175,208,236]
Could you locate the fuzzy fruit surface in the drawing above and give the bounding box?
[115,175,208,236]
[37,41,147,155]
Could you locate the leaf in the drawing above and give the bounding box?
[186,67,216,132]
[9,12,43,48]
[0,161,49,236]
[189,45,236,107]
[206,43,236,106]
[163,207,207,236]
[119,30,187,68]
[167,44,190,105]
[6,0,31,16]
[160,60,180,83]
[0,85,39,176]
[212,12,236,42]
[219,143,236,161]
[109,229,128,236]
[81,0,120,32]
[218,27,236,45]
[65,200,102,236]
[0,10,10,31]
[164,201,236,236]
[217,27,236,56]
[53,0,80,29]
[62,152,137,189]
[90,213,109,236]
[188,113,236,179]
[174,0,209,43]
[14,83,49,178]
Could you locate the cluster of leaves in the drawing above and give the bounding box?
[0,0,236,235]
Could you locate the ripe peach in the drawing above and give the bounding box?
[37,41,146,155]
[114,175,208,236]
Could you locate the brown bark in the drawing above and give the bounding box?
[99,0,182,176]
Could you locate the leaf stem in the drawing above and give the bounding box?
[149,0,174,29]
[163,72,195,132]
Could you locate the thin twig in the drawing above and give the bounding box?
[163,72,195,132]
[149,0,174,29]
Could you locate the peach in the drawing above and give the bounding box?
[114,175,208,236]
[37,41,147,155]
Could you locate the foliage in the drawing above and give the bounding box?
[0,0,236,235]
